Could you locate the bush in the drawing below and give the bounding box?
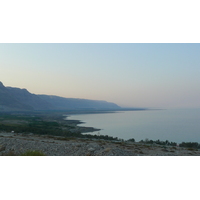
[179,142,200,149]
[21,150,46,156]
[127,138,135,142]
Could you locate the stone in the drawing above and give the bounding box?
[87,143,101,150]
[88,148,95,152]
[0,145,6,152]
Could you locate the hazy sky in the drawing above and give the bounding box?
[1,43,200,108]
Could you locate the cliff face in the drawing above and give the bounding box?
[0,82,121,111]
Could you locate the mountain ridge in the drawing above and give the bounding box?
[0,81,121,111]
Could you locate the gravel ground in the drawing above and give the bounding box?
[0,133,200,156]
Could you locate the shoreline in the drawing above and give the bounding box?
[0,109,200,153]
[63,116,101,134]
[63,109,200,144]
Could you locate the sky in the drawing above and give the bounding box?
[0,43,200,108]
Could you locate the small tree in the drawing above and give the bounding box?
[127,138,135,142]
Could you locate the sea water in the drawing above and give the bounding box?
[66,108,200,143]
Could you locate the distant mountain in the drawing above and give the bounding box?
[0,81,121,111]
[0,82,32,111]
[0,82,53,111]
[6,87,53,110]
[39,95,121,110]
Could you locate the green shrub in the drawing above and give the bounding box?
[127,138,135,142]
[21,150,45,156]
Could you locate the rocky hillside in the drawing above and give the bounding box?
[0,133,199,156]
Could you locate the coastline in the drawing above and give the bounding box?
[62,108,149,136]
[63,116,101,133]
[1,110,200,156]
[64,108,200,143]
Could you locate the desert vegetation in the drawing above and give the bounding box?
[0,112,120,141]
[138,138,177,146]
[21,150,46,156]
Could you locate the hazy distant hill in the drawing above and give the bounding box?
[6,87,53,110]
[0,81,121,111]
[39,95,121,110]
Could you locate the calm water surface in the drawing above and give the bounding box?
[67,109,200,143]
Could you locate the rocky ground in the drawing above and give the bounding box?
[0,132,200,156]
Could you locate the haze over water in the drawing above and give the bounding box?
[68,108,200,143]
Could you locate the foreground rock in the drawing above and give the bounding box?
[0,133,200,156]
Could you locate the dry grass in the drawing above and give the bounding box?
[104,148,111,152]
[2,150,17,156]
[187,148,197,151]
